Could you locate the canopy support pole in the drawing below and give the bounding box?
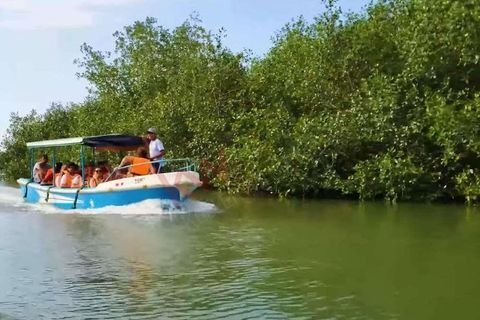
[72,186,84,209]
[29,149,34,181]
[52,148,56,186]
[45,186,54,202]
[80,144,86,183]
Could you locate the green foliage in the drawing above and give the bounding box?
[3,0,480,202]
[0,104,79,182]
[75,17,246,163]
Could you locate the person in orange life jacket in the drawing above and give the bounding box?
[84,162,95,185]
[60,163,74,188]
[146,128,165,173]
[41,162,63,185]
[55,164,67,187]
[60,163,82,188]
[118,147,155,176]
[71,164,83,188]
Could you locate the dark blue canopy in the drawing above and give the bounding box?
[27,134,145,151]
[83,135,144,150]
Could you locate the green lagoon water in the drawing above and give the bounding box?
[0,185,480,319]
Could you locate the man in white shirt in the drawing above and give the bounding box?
[32,154,51,183]
[146,127,165,173]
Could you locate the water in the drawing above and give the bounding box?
[1,185,480,319]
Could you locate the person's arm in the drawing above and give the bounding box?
[60,174,67,188]
[157,140,165,157]
[32,163,41,182]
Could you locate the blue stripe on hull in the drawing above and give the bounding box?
[18,180,181,210]
[75,187,180,210]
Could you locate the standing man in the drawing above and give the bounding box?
[146,127,165,173]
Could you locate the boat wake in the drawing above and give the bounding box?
[0,185,24,206]
[0,184,217,215]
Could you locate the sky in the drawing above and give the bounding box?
[0,0,369,138]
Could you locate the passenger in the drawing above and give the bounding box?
[118,147,155,176]
[60,162,75,188]
[146,128,165,173]
[84,162,95,185]
[41,162,62,185]
[40,168,53,185]
[71,164,83,188]
[55,164,67,187]
[88,168,104,188]
[98,160,112,177]
[32,154,51,183]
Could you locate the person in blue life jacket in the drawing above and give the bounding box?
[146,128,165,173]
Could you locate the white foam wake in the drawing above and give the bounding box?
[75,198,217,215]
[0,184,217,215]
[0,184,24,206]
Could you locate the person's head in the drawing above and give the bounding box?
[39,154,48,164]
[54,162,63,174]
[136,146,148,159]
[93,167,103,178]
[66,162,76,174]
[146,127,157,141]
[97,161,109,175]
[85,162,94,176]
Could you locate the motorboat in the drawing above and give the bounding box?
[17,134,202,210]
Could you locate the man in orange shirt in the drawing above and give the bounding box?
[118,147,155,176]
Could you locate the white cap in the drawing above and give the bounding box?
[147,127,157,134]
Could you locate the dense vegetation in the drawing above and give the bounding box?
[2,0,480,202]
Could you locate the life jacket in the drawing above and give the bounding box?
[130,157,152,176]
[60,172,72,188]
[71,174,83,188]
[42,168,54,184]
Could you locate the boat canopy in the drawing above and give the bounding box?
[26,134,144,151]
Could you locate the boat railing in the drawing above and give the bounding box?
[104,158,196,182]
